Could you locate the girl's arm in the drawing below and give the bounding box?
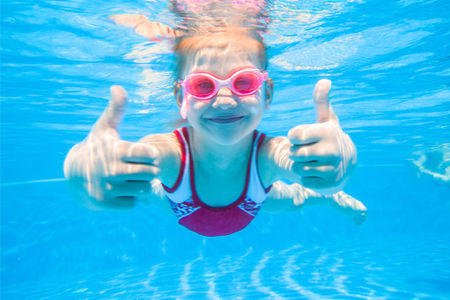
[262,181,367,225]
[63,86,180,210]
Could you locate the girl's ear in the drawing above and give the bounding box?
[264,78,274,108]
[174,81,183,108]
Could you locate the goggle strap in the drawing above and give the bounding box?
[180,97,188,119]
[262,72,268,80]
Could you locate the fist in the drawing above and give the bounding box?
[288,79,356,194]
[64,86,159,209]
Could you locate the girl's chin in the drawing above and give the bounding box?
[205,128,254,146]
[189,118,258,145]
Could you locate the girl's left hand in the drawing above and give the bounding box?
[288,79,357,194]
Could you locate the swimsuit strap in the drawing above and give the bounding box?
[161,128,191,203]
[247,131,272,204]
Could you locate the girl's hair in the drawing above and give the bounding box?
[170,0,271,79]
[173,29,268,80]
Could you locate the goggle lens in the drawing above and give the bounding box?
[187,76,215,97]
[233,72,260,94]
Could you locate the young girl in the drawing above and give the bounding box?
[64,3,365,236]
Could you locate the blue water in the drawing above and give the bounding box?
[1,0,450,298]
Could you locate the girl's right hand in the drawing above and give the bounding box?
[63,86,160,209]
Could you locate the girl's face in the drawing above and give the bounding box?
[175,44,273,145]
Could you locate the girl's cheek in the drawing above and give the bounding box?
[191,99,209,110]
[240,93,263,105]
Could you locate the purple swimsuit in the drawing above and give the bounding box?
[162,127,272,237]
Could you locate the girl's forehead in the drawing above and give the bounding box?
[182,45,263,77]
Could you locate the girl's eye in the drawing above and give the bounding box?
[234,74,258,92]
[190,77,215,96]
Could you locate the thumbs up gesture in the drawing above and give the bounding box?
[288,79,357,194]
[63,86,160,209]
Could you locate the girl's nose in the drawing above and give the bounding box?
[211,87,238,109]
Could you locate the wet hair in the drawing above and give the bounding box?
[173,27,268,80]
[170,0,271,80]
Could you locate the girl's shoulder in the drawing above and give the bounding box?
[139,131,179,146]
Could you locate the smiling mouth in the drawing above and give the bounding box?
[207,116,245,123]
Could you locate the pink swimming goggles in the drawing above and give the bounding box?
[179,68,268,101]
[178,68,268,119]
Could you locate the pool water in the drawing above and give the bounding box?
[1,0,449,298]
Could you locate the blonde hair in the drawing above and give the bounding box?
[173,27,268,80]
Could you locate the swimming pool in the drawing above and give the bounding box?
[1,0,449,298]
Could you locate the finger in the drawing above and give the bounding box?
[107,162,160,181]
[118,142,159,164]
[290,145,339,165]
[290,153,337,165]
[313,79,331,123]
[288,124,327,145]
[292,164,335,177]
[96,85,127,131]
[105,181,151,197]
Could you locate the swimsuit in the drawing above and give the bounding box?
[162,127,272,237]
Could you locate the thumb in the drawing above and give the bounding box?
[313,79,331,123]
[96,85,127,131]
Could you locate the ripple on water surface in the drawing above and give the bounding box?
[3,239,449,299]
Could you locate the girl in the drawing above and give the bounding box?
[64,3,364,236]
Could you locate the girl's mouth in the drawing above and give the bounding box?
[207,116,245,123]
